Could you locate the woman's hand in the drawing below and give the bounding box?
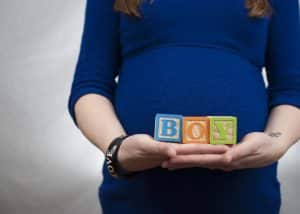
[116,134,175,172]
[218,132,288,171]
[161,143,232,170]
[163,132,289,171]
[117,134,229,173]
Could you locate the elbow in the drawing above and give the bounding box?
[267,86,300,111]
[266,66,300,111]
[67,79,116,128]
[67,85,116,128]
[67,58,118,127]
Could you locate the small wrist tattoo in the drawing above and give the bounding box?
[267,131,282,138]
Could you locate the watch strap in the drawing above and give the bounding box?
[105,134,138,179]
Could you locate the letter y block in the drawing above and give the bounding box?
[208,116,237,145]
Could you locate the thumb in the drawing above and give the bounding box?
[227,140,256,161]
[150,140,177,158]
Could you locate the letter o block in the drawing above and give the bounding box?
[183,117,210,144]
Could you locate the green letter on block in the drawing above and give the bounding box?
[209,116,237,145]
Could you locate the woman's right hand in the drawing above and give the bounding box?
[116,133,231,173]
[116,134,177,173]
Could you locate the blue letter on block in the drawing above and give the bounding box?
[154,113,183,143]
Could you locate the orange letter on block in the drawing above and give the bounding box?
[183,117,210,144]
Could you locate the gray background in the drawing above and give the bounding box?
[0,1,299,214]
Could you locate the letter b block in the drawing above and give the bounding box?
[208,116,237,144]
[154,113,183,143]
[183,117,210,144]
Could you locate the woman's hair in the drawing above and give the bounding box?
[114,0,272,18]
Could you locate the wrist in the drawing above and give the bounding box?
[103,134,126,154]
[116,136,134,173]
[105,134,138,179]
[263,131,289,160]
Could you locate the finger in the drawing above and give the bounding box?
[219,154,265,171]
[148,141,177,158]
[166,166,222,171]
[219,167,234,172]
[168,167,181,171]
[172,143,229,155]
[226,140,258,162]
[231,155,271,169]
[163,153,232,169]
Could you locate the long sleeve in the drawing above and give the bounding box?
[265,0,300,112]
[67,0,121,127]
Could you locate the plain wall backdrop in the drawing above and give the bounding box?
[0,1,299,213]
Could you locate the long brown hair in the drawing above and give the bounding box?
[114,0,272,18]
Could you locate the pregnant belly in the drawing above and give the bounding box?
[114,45,269,142]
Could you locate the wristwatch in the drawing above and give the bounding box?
[105,134,138,179]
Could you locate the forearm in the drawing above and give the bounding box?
[264,104,300,151]
[74,93,126,154]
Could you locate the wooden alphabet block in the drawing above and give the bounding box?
[154,113,183,143]
[182,117,210,144]
[208,116,237,145]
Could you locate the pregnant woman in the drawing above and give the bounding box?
[68,0,300,213]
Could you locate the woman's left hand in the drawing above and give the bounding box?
[216,132,289,171]
[162,132,289,171]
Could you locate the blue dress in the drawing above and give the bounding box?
[68,0,300,213]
